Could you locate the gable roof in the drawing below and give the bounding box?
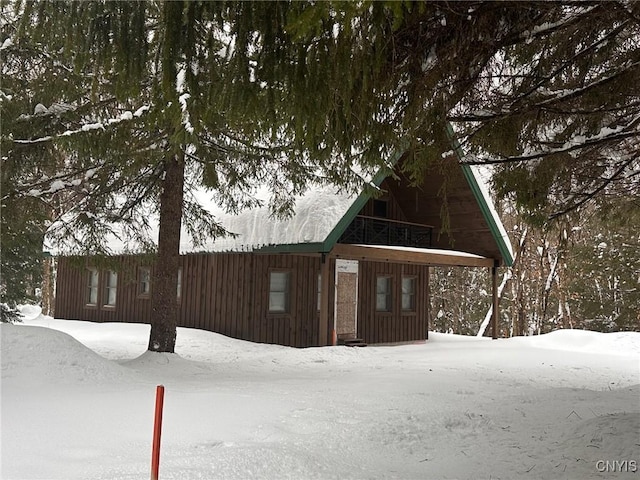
[49,152,513,267]
[191,184,361,254]
[196,157,513,266]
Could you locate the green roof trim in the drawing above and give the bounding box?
[447,125,514,267]
[460,165,514,267]
[254,242,325,254]
[320,151,404,253]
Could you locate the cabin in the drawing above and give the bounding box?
[53,154,513,347]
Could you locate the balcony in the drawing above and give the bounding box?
[338,215,433,249]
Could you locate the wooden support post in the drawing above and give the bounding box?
[491,263,499,340]
[319,255,331,346]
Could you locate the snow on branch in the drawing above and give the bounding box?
[11,105,150,145]
[462,116,640,165]
[519,5,598,43]
[4,165,102,201]
[176,63,194,135]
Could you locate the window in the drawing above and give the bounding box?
[402,276,416,311]
[103,271,118,307]
[139,267,151,297]
[87,268,99,305]
[373,199,388,218]
[269,271,291,313]
[317,272,322,311]
[177,267,183,301]
[376,275,392,312]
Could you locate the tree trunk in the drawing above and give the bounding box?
[41,256,54,316]
[476,268,511,337]
[148,154,185,353]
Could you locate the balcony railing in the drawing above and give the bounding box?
[338,215,433,249]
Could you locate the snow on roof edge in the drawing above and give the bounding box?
[445,123,514,266]
[464,165,515,266]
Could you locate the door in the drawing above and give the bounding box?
[335,259,359,340]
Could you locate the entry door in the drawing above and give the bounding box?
[335,260,359,340]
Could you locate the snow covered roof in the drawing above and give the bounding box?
[187,185,360,253]
[48,152,513,266]
[183,161,513,266]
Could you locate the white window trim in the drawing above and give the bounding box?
[376,275,392,312]
[269,270,291,314]
[103,271,118,307]
[86,268,99,306]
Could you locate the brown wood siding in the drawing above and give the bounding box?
[386,155,505,260]
[357,261,429,344]
[359,179,408,223]
[54,256,154,325]
[57,254,431,346]
[55,253,331,348]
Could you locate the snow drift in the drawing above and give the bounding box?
[2,312,638,480]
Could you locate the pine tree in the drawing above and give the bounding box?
[218,1,640,220]
[1,2,75,316]
[5,1,638,348]
[4,1,381,352]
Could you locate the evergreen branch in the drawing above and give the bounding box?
[464,132,636,165]
[549,154,639,220]
[3,163,105,201]
[462,118,640,165]
[536,62,640,109]
[1,42,75,75]
[513,5,600,44]
[217,129,295,154]
[541,100,640,117]
[512,10,629,103]
[11,102,150,144]
[13,97,117,124]
[11,136,55,145]
[115,169,163,219]
[199,137,231,157]
[182,148,203,164]
[448,61,640,123]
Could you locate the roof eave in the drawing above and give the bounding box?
[254,242,326,254]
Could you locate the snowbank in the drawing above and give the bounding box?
[2,312,638,480]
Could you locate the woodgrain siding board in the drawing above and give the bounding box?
[386,157,505,261]
[201,255,210,331]
[357,260,428,344]
[241,254,251,341]
[231,253,241,336]
[57,252,421,348]
[55,256,151,325]
[194,255,203,330]
[234,254,243,338]
[360,179,408,223]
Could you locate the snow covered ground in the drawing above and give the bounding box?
[2,305,639,480]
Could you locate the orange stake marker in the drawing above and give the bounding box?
[151,385,165,480]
